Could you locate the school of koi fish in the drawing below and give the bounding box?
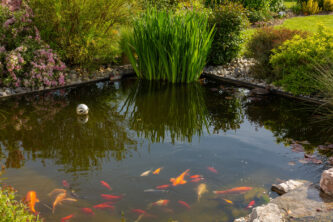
[24,167,255,222]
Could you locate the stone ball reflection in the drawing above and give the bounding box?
[77,115,89,124]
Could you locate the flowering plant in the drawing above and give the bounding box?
[0,0,67,88]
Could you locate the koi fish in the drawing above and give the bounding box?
[178,200,191,209]
[191,178,204,183]
[223,199,233,204]
[197,183,208,201]
[82,208,94,215]
[170,169,190,186]
[61,214,74,222]
[140,169,152,177]
[152,199,169,207]
[25,191,39,214]
[100,181,112,190]
[207,167,218,174]
[247,200,255,209]
[190,175,203,179]
[144,189,169,193]
[153,168,163,175]
[101,194,122,200]
[48,189,66,197]
[62,180,70,189]
[156,184,170,189]
[93,203,115,210]
[213,187,253,195]
[132,209,146,215]
[52,192,77,213]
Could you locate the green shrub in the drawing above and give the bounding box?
[208,1,249,65]
[0,187,42,222]
[270,0,286,11]
[29,0,137,69]
[247,27,307,82]
[270,26,333,95]
[302,0,321,14]
[240,0,271,10]
[323,0,333,10]
[125,8,214,83]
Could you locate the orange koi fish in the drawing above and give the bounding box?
[156,184,170,189]
[101,194,122,200]
[25,191,39,214]
[100,181,112,190]
[190,175,203,179]
[82,207,95,215]
[170,169,190,186]
[153,168,163,175]
[61,214,74,222]
[213,187,253,195]
[223,199,233,204]
[48,189,66,197]
[178,200,191,209]
[207,167,218,174]
[93,203,114,210]
[247,200,255,209]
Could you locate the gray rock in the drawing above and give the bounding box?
[249,203,284,222]
[0,91,7,97]
[14,87,26,94]
[234,217,248,222]
[271,180,309,195]
[320,168,333,195]
[250,87,270,96]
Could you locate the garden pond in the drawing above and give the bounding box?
[0,78,332,222]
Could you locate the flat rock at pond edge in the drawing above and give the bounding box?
[271,180,310,195]
[320,168,333,196]
[235,181,333,222]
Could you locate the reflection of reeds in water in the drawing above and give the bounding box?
[0,109,7,125]
[122,80,209,144]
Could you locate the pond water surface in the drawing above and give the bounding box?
[0,78,332,222]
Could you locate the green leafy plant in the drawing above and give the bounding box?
[29,0,137,69]
[247,27,307,82]
[270,25,333,95]
[125,8,214,83]
[208,1,249,65]
[0,187,42,222]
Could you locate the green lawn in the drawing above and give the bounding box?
[277,15,333,33]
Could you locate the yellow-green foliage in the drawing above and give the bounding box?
[29,0,138,68]
[270,25,333,95]
[302,0,320,14]
[0,187,42,222]
[324,0,333,10]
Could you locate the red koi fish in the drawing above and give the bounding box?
[81,208,94,215]
[100,181,112,190]
[191,177,204,183]
[101,194,122,200]
[213,187,253,194]
[207,167,218,174]
[170,169,190,186]
[61,214,74,222]
[247,200,255,209]
[25,191,39,214]
[190,175,203,179]
[156,184,170,189]
[178,200,191,209]
[93,203,114,210]
[62,180,70,189]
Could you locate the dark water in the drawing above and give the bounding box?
[0,78,332,222]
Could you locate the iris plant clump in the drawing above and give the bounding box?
[125,8,214,83]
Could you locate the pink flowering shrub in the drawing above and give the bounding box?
[0,0,67,88]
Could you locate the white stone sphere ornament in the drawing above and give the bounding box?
[76,104,89,115]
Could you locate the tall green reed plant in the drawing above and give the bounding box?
[125,8,214,83]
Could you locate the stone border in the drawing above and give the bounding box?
[0,65,135,100]
[0,61,327,106]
